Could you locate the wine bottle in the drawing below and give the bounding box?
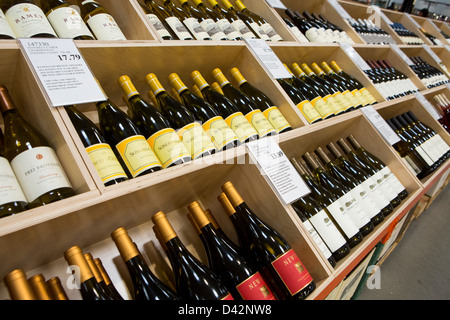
[168,73,240,151]
[151,211,234,300]
[28,274,52,300]
[191,70,258,143]
[230,67,291,134]
[282,17,309,42]
[0,127,27,218]
[94,258,123,300]
[219,0,258,39]
[4,269,37,300]
[95,99,162,178]
[203,0,242,40]
[219,182,316,300]
[77,0,127,40]
[63,246,111,300]
[0,86,75,208]
[118,75,191,168]
[64,105,128,186]
[291,157,363,250]
[212,68,277,138]
[140,1,176,40]
[146,73,217,159]
[187,201,277,300]
[303,152,373,238]
[302,11,334,42]
[347,135,409,200]
[179,0,226,40]
[2,0,57,38]
[41,0,94,40]
[111,227,179,300]
[234,0,282,41]
[284,9,323,43]
[0,9,16,39]
[164,0,210,40]
[46,277,69,300]
[83,252,116,299]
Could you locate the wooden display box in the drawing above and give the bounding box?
[407,14,449,46]
[431,47,450,77]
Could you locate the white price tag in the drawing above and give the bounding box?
[244,38,291,79]
[246,137,310,205]
[18,38,106,107]
[327,0,352,20]
[339,42,371,71]
[265,0,287,9]
[361,106,401,145]
[414,92,442,120]
[390,44,414,66]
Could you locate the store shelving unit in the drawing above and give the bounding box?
[0,0,449,300]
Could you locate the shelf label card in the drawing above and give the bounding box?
[361,105,401,145]
[246,137,310,205]
[414,92,442,120]
[390,44,414,66]
[327,0,352,20]
[244,38,291,79]
[339,42,371,71]
[18,38,106,107]
[265,0,287,9]
[371,5,393,25]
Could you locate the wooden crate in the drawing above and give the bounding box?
[407,14,449,46]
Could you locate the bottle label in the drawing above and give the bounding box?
[216,18,240,39]
[331,91,352,112]
[351,88,369,106]
[302,220,333,260]
[10,146,72,203]
[221,293,234,300]
[323,95,343,115]
[0,9,16,38]
[199,18,225,41]
[379,166,405,195]
[244,109,276,138]
[147,128,190,168]
[325,200,360,238]
[47,7,94,39]
[304,27,322,42]
[311,96,334,118]
[260,22,282,41]
[85,143,128,184]
[115,135,161,177]
[146,13,172,39]
[202,116,239,150]
[225,112,258,142]
[236,272,277,300]
[363,177,389,210]
[415,146,435,166]
[177,122,216,159]
[262,106,291,133]
[401,154,422,175]
[182,17,210,40]
[86,13,126,40]
[248,21,269,40]
[342,90,360,108]
[337,192,371,229]
[231,19,254,38]
[371,171,397,203]
[5,3,57,38]
[296,100,321,124]
[309,209,347,252]
[351,182,382,219]
[271,249,313,296]
[165,16,192,40]
[289,26,309,43]
[0,157,27,205]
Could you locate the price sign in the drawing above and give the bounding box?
[18,38,106,107]
[244,38,291,79]
[414,92,442,120]
[361,106,401,145]
[265,0,287,9]
[339,42,371,71]
[246,137,310,205]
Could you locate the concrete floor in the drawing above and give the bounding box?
[357,184,450,300]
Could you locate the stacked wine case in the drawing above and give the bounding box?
[0,0,449,300]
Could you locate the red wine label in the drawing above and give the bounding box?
[221,293,234,300]
[236,272,277,300]
[271,249,313,296]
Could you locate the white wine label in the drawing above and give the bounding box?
[289,26,309,43]
[215,18,240,39]
[260,22,282,41]
[401,154,422,175]
[231,19,254,38]
[165,16,192,40]
[305,28,324,42]
[86,13,126,40]
[85,143,127,184]
[326,200,360,238]
[182,17,210,40]
[337,192,371,229]
[309,209,347,252]
[0,157,27,205]
[353,182,382,219]
[177,122,216,159]
[380,166,405,195]
[248,21,269,40]
[0,9,16,38]
[202,116,239,150]
[146,13,172,39]
[10,147,73,203]
[415,146,435,166]
[47,7,94,39]
[199,18,226,41]
[5,3,57,38]
[371,170,397,202]
[302,220,333,260]
[363,176,389,209]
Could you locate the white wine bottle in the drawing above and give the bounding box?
[140,1,176,40]
[41,0,94,40]
[2,0,57,38]
[198,0,242,40]
[0,9,16,39]
[77,0,127,40]
[164,0,210,40]
[219,0,257,39]
[0,86,75,208]
[229,0,267,40]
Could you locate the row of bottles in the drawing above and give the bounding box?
[431,93,450,133]
[284,8,354,44]
[364,59,419,101]
[0,85,75,219]
[419,28,443,46]
[0,0,128,41]
[5,181,316,300]
[279,60,377,124]
[386,111,450,179]
[389,22,425,45]
[346,18,396,45]
[409,56,449,89]
[290,135,408,267]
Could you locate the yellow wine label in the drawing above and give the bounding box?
[311,96,334,118]
[359,88,377,105]
[351,89,369,107]
[342,90,360,109]
[225,112,258,142]
[331,92,351,113]
[147,128,191,168]
[263,106,291,132]
[202,116,239,150]
[115,135,161,177]
[177,122,217,160]
[245,109,276,138]
[296,100,322,124]
[86,143,128,184]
